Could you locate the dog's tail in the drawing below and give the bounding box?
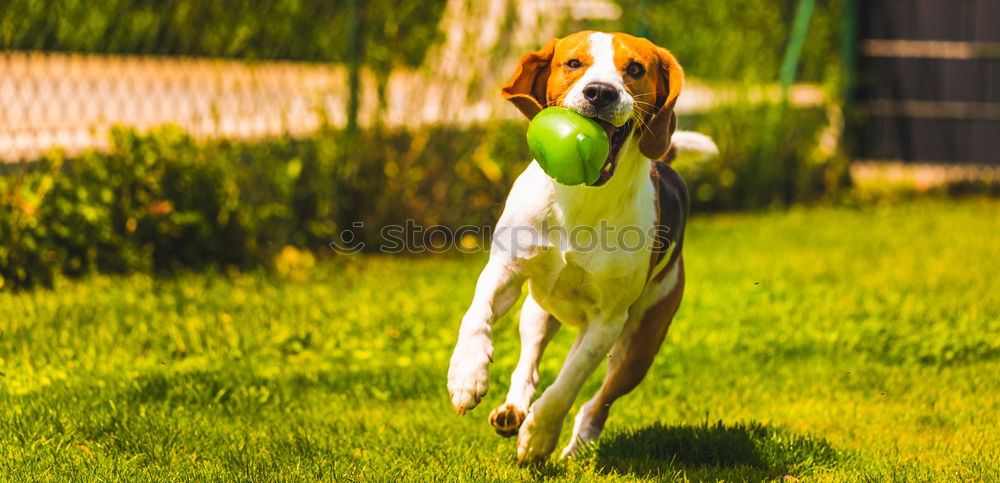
[662,130,718,163]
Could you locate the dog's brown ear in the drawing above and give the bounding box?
[501,38,558,120]
[639,47,684,160]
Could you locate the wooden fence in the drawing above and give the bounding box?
[855,0,999,166]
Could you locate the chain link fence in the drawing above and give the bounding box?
[0,0,454,162]
[1,0,837,164]
[0,52,361,161]
[0,52,829,163]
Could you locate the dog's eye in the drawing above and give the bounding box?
[565,59,582,69]
[626,61,645,78]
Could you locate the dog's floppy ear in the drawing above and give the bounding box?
[639,47,684,160]
[501,38,559,120]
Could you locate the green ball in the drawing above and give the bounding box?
[526,107,610,186]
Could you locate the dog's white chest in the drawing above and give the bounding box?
[491,159,657,326]
[523,241,648,327]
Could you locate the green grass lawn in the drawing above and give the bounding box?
[2,199,998,481]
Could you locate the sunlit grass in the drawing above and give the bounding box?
[1,198,998,480]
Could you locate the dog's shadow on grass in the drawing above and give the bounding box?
[587,420,846,480]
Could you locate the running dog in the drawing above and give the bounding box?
[447,31,718,463]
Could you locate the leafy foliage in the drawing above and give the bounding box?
[677,105,849,210]
[1,101,844,290]
[0,0,446,68]
[0,123,529,290]
[3,0,847,84]
[615,0,848,84]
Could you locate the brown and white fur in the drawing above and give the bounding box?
[447,31,717,463]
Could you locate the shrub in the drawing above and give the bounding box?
[1,104,840,291]
[1,126,258,289]
[676,105,849,210]
[0,0,445,68]
[0,123,529,290]
[614,0,848,85]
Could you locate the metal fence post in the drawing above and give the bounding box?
[346,0,364,135]
[759,0,816,205]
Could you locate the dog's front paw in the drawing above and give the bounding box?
[447,336,492,414]
[489,403,525,437]
[516,409,562,464]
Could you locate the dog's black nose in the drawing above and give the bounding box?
[582,82,619,109]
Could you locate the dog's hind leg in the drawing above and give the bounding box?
[489,294,560,437]
[517,312,628,463]
[561,258,685,458]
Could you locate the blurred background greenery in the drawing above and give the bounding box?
[0,0,902,289]
[1,0,447,66]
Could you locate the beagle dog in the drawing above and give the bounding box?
[447,31,717,463]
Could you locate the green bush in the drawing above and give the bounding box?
[614,0,848,84]
[1,126,256,289]
[0,0,445,68]
[1,103,839,291]
[2,0,845,84]
[676,105,849,210]
[0,123,529,290]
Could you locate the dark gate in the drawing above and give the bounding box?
[856,0,1000,165]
